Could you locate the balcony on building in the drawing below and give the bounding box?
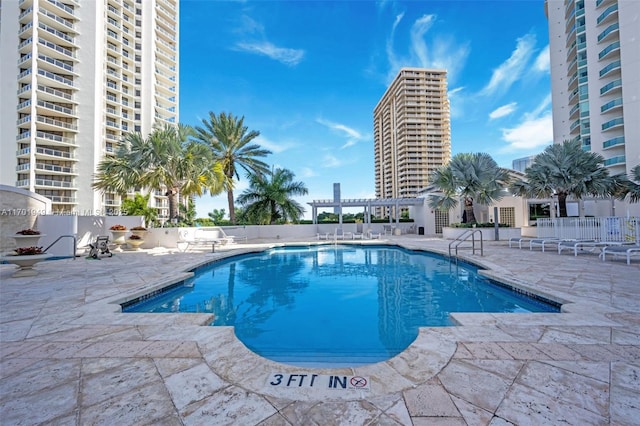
[601,117,624,132]
[596,3,618,26]
[37,6,76,33]
[33,130,77,147]
[602,136,625,150]
[35,114,78,132]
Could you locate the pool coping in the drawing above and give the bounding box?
[99,241,617,402]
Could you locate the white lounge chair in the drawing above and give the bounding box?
[333,228,352,240]
[529,238,560,252]
[509,237,533,249]
[600,244,640,265]
[557,239,598,256]
[366,229,381,239]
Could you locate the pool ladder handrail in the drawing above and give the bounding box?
[43,234,77,259]
[448,229,483,259]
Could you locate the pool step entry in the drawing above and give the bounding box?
[448,229,483,261]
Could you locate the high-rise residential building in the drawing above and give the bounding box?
[546,0,639,177]
[512,155,537,173]
[373,67,451,216]
[0,0,179,219]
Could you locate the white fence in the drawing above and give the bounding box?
[536,217,640,243]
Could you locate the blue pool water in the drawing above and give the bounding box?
[123,245,559,366]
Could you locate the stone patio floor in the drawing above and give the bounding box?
[1,236,638,425]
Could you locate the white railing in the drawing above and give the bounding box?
[536,217,639,243]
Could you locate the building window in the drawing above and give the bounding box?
[529,203,550,221]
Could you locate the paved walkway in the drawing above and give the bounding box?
[1,237,638,425]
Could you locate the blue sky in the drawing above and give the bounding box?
[179,0,553,219]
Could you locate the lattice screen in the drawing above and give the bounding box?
[434,210,449,234]
[499,207,516,227]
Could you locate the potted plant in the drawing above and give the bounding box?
[16,229,41,235]
[130,225,148,237]
[14,229,45,248]
[109,225,128,251]
[126,233,145,251]
[0,245,50,277]
[14,246,44,255]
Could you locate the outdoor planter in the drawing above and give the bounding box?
[13,229,45,248]
[126,235,145,251]
[0,246,51,277]
[109,225,127,252]
[130,227,148,238]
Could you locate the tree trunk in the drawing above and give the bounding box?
[463,197,476,224]
[167,188,179,222]
[227,189,236,224]
[558,192,568,217]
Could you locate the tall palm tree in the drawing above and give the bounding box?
[510,140,615,217]
[428,153,511,224]
[237,167,308,224]
[93,124,225,221]
[193,112,272,224]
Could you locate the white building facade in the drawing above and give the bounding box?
[0,0,179,219]
[546,0,639,177]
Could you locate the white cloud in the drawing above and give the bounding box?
[480,33,536,96]
[385,12,405,80]
[533,45,550,73]
[254,135,293,154]
[236,15,264,35]
[316,118,367,149]
[500,112,553,152]
[234,41,305,66]
[299,167,317,178]
[410,14,436,67]
[528,94,552,119]
[448,86,465,119]
[385,14,470,85]
[322,154,342,168]
[489,102,518,120]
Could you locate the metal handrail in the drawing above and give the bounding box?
[448,229,483,259]
[43,234,77,259]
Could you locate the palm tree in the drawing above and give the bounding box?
[428,153,511,224]
[193,112,272,224]
[237,167,308,224]
[614,164,640,203]
[93,124,225,221]
[121,193,158,226]
[510,140,615,217]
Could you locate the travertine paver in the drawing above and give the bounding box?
[1,237,639,425]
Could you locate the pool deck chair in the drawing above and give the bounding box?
[600,244,640,265]
[557,240,598,256]
[509,237,533,249]
[333,228,353,240]
[367,229,381,239]
[529,238,561,252]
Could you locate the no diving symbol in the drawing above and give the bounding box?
[350,376,367,388]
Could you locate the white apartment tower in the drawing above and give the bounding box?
[0,0,179,218]
[546,0,639,176]
[373,68,451,215]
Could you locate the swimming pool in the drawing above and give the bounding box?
[123,245,560,366]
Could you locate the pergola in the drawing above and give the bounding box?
[307,197,424,225]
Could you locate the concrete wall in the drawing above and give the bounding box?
[0,185,52,252]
